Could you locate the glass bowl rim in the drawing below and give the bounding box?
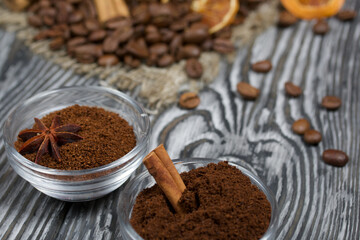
[2,86,151,176]
[119,158,278,240]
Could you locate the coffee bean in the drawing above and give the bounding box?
[322,149,349,167]
[124,55,141,68]
[321,96,341,110]
[103,36,119,53]
[146,31,161,43]
[160,28,175,43]
[252,60,272,73]
[181,44,201,59]
[55,1,73,14]
[285,82,302,97]
[56,7,68,24]
[184,23,209,43]
[170,20,187,32]
[237,82,260,100]
[201,38,213,51]
[304,129,322,145]
[292,119,310,135]
[38,7,56,18]
[98,54,119,66]
[185,58,203,79]
[49,37,64,51]
[336,9,357,21]
[115,47,127,57]
[170,34,182,56]
[68,10,83,24]
[67,37,87,49]
[278,11,298,27]
[214,26,232,39]
[74,44,103,57]
[39,1,51,8]
[179,92,200,109]
[43,16,55,26]
[212,38,235,54]
[157,54,174,67]
[84,19,101,31]
[88,30,107,42]
[28,15,43,28]
[313,20,330,35]
[113,27,134,43]
[149,3,173,27]
[70,23,88,36]
[76,53,95,64]
[105,18,132,30]
[184,12,202,23]
[146,53,158,66]
[125,38,149,59]
[149,43,168,56]
[132,4,150,24]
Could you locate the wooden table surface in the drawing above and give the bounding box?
[1,1,359,239]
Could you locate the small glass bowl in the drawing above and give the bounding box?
[2,86,150,202]
[118,158,278,240]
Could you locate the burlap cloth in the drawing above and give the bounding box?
[0,0,279,114]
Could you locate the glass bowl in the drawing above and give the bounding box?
[2,86,150,202]
[118,158,278,240]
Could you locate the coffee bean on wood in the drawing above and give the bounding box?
[322,149,349,167]
[313,20,330,35]
[237,82,260,100]
[304,129,322,145]
[336,10,357,21]
[252,60,272,73]
[292,118,310,135]
[285,82,302,97]
[321,96,341,110]
[179,92,200,109]
[185,58,203,79]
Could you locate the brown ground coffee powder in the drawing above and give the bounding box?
[130,161,272,240]
[14,105,136,170]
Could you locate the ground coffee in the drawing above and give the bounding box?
[130,161,271,240]
[14,105,136,170]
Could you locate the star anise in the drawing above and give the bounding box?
[18,115,83,163]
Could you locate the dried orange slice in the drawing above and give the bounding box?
[281,0,345,19]
[191,0,239,33]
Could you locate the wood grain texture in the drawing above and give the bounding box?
[0,0,360,238]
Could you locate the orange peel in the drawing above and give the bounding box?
[281,0,345,19]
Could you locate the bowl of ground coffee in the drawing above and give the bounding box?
[118,158,278,240]
[3,86,150,201]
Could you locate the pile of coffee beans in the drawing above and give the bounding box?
[26,0,242,79]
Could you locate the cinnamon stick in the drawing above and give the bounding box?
[143,145,186,213]
[94,0,130,23]
[153,144,186,192]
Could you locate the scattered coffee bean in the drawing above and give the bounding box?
[322,149,349,167]
[237,82,260,100]
[125,38,149,59]
[321,96,341,110]
[185,58,203,79]
[70,23,88,36]
[76,53,95,64]
[98,54,119,66]
[251,60,272,73]
[181,44,201,59]
[179,92,200,109]
[183,23,209,44]
[292,118,310,135]
[304,129,322,145]
[74,44,103,57]
[285,82,302,97]
[313,20,330,35]
[336,9,357,21]
[278,11,298,27]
